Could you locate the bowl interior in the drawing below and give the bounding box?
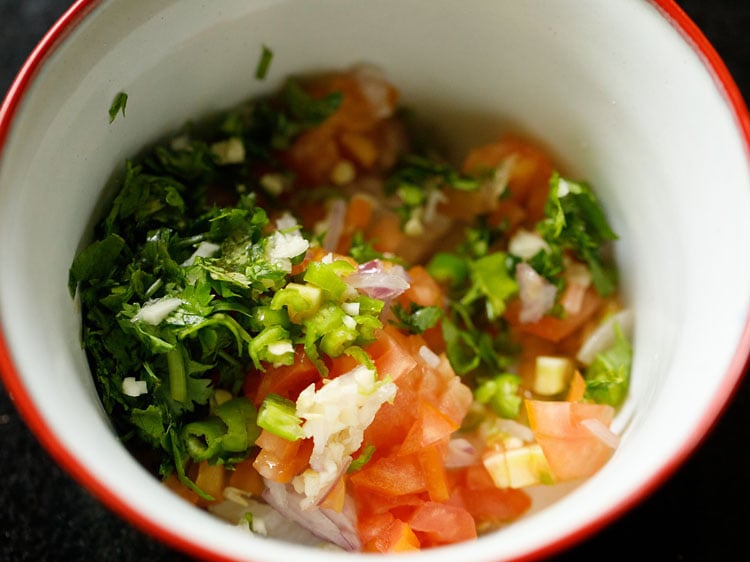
[1,1,749,561]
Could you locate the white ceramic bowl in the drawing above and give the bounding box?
[1,1,749,561]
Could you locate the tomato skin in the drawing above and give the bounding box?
[360,514,420,552]
[398,400,458,456]
[349,453,428,496]
[525,400,616,481]
[407,501,477,546]
[245,346,321,406]
[417,444,451,503]
[366,326,419,382]
[447,463,532,527]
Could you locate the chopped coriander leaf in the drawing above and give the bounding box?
[284,78,342,124]
[349,231,402,265]
[385,154,479,226]
[390,303,443,334]
[109,91,128,123]
[441,317,481,376]
[584,322,633,406]
[539,173,619,296]
[460,252,518,320]
[386,154,479,196]
[426,252,469,288]
[255,44,274,80]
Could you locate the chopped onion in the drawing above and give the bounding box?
[131,297,182,325]
[264,218,309,272]
[121,377,148,397]
[515,262,557,323]
[293,365,397,507]
[341,301,360,316]
[576,309,634,365]
[581,418,620,449]
[418,345,441,368]
[322,198,347,251]
[344,259,411,301]
[508,229,549,260]
[180,241,220,266]
[275,212,299,231]
[444,437,480,468]
[209,494,326,547]
[263,480,360,551]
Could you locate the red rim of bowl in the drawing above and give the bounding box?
[0,1,749,561]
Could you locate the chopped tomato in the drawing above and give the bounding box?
[566,370,587,402]
[460,134,554,225]
[364,208,407,254]
[319,476,347,512]
[417,444,451,503]
[352,486,425,517]
[336,192,376,254]
[448,463,532,528]
[525,400,616,481]
[366,326,418,382]
[283,69,399,187]
[340,131,378,168]
[194,460,227,506]
[349,453,427,496]
[163,472,200,506]
[361,514,420,553]
[246,346,321,406]
[407,501,477,546]
[398,400,458,456]
[398,265,445,309]
[252,430,313,483]
[228,458,264,496]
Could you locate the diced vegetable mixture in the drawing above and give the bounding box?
[69,60,633,553]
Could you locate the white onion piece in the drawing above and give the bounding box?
[262,480,361,551]
[508,229,549,260]
[516,262,557,323]
[322,198,347,252]
[121,377,148,397]
[444,438,480,468]
[131,297,182,325]
[576,309,635,366]
[209,495,326,547]
[181,241,220,266]
[580,418,620,449]
[344,259,411,301]
[418,345,441,368]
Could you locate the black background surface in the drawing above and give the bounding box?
[1,1,748,561]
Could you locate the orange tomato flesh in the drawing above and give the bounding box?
[525,400,616,481]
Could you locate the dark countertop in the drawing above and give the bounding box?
[1,1,748,561]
